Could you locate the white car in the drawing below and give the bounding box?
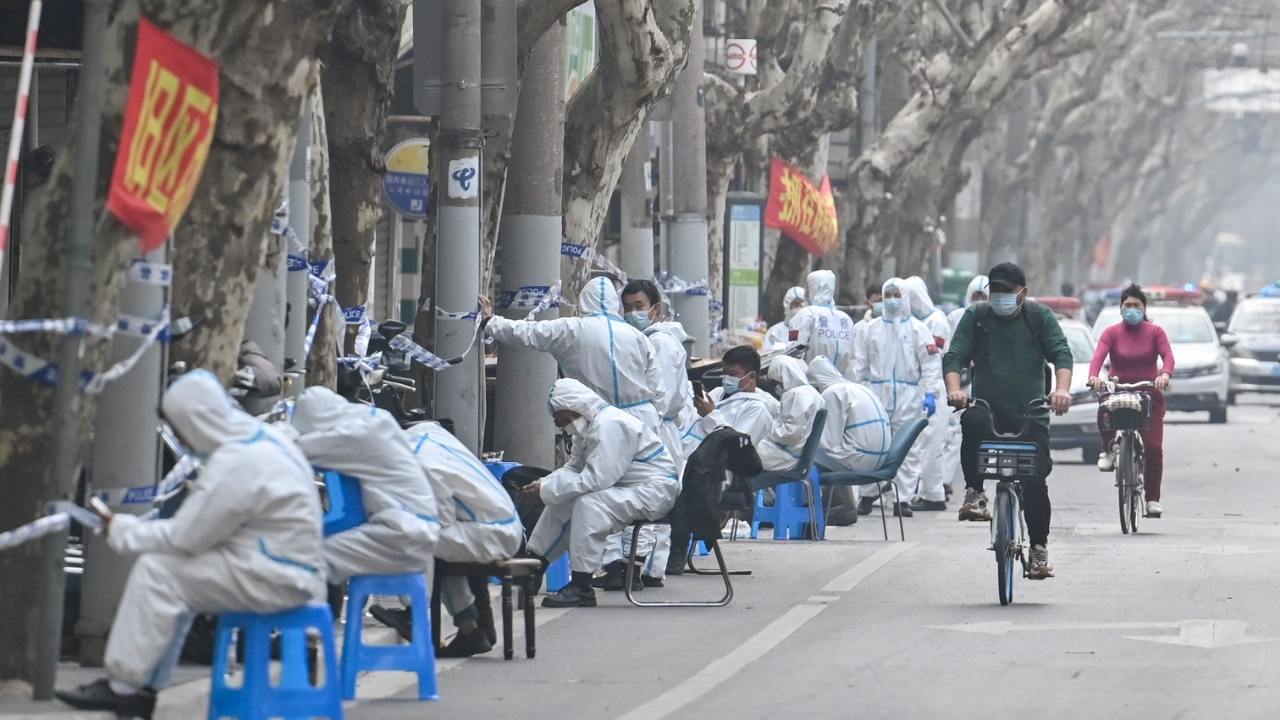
[1049,319,1103,462]
[1091,305,1230,424]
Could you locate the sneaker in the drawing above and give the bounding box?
[368,605,413,642]
[437,626,493,658]
[541,583,597,608]
[1097,451,1115,472]
[958,490,991,521]
[910,499,947,512]
[1146,500,1163,518]
[893,502,914,518]
[1027,545,1054,579]
[56,679,156,719]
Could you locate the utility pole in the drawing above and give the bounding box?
[284,102,312,393]
[666,2,710,356]
[434,0,485,453]
[33,0,108,699]
[619,127,655,280]
[494,21,564,468]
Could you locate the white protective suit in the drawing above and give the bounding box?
[852,279,943,504]
[292,387,439,582]
[600,320,693,579]
[485,276,665,429]
[682,384,779,456]
[527,380,680,574]
[943,275,988,489]
[758,357,825,471]
[764,286,806,349]
[808,356,892,476]
[405,421,523,616]
[103,371,325,689]
[901,277,953,504]
[791,270,857,378]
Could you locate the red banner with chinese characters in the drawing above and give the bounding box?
[764,157,839,257]
[107,18,220,252]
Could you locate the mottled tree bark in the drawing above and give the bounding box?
[0,0,338,681]
[307,83,340,390]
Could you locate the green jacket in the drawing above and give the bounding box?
[943,302,1073,427]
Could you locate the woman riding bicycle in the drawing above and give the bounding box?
[1088,284,1174,518]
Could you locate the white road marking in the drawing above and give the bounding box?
[1125,620,1275,649]
[929,620,1182,636]
[807,595,841,604]
[821,542,918,593]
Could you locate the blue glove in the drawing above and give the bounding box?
[924,393,937,417]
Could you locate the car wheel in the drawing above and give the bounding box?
[1209,405,1228,424]
[1081,440,1103,465]
[1228,391,1238,406]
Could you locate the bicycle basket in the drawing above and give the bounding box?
[1101,392,1150,431]
[977,441,1041,480]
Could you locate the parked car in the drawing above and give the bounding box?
[1092,305,1230,423]
[1223,296,1280,403]
[1049,318,1103,463]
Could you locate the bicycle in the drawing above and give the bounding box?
[1098,381,1155,535]
[968,397,1050,606]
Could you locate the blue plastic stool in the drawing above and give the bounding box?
[544,554,570,593]
[209,604,342,720]
[750,468,824,540]
[341,574,438,700]
[688,539,710,556]
[319,470,365,537]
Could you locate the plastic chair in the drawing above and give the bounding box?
[749,467,824,540]
[209,604,342,720]
[624,517,735,607]
[341,574,437,701]
[816,417,929,541]
[746,409,828,541]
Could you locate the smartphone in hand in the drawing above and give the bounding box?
[691,381,706,399]
[88,496,111,517]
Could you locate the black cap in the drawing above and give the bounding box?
[988,262,1026,291]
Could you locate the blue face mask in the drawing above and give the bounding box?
[1122,308,1144,325]
[625,310,653,331]
[989,292,1020,317]
[722,372,753,396]
[872,301,884,318]
[884,298,904,316]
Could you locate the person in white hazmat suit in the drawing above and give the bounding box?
[791,270,858,378]
[57,372,325,720]
[524,379,680,608]
[291,387,439,582]
[594,279,693,590]
[480,276,665,429]
[757,356,825,471]
[807,356,893,475]
[683,345,780,456]
[764,286,807,348]
[941,275,988,494]
[901,276,953,511]
[852,278,943,518]
[368,420,524,657]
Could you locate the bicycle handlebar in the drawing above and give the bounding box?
[1103,380,1155,392]
[964,396,1051,439]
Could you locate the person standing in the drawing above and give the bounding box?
[764,286,807,348]
[1089,283,1173,518]
[790,270,857,379]
[901,277,953,511]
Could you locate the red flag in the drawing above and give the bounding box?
[1093,230,1112,270]
[107,19,220,252]
[764,157,839,257]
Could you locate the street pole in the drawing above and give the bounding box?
[33,0,108,699]
[77,242,166,667]
[434,0,484,453]
[494,21,564,468]
[666,2,710,356]
[619,126,655,281]
[284,101,312,394]
[243,221,287,413]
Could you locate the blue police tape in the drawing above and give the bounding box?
[272,200,306,256]
[0,309,171,392]
[388,333,452,371]
[287,254,309,272]
[0,512,72,552]
[561,243,628,281]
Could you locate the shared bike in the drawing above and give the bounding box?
[1098,381,1154,535]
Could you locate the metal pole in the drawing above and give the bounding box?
[33,0,108,699]
[243,221,288,413]
[285,101,312,394]
[494,20,564,468]
[77,241,166,666]
[619,125,655,280]
[434,0,484,453]
[666,0,710,356]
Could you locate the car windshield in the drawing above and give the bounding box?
[1062,326,1095,363]
[1230,302,1280,334]
[1094,308,1215,344]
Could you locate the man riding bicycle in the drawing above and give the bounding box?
[943,262,1074,580]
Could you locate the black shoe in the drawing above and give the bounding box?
[826,505,859,526]
[641,575,664,588]
[665,558,686,576]
[541,583,597,608]
[857,496,876,516]
[437,627,493,658]
[910,499,947,512]
[591,562,624,590]
[56,679,156,719]
[369,605,413,642]
[944,484,954,499]
[894,502,914,518]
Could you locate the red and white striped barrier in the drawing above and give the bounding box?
[0,0,43,274]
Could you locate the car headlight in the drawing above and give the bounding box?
[1175,362,1225,378]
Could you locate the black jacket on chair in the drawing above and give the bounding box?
[671,427,763,549]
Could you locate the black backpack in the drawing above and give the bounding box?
[971,300,1053,394]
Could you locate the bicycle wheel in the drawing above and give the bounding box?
[1116,434,1131,535]
[1130,435,1145,532]
[993,489,1016,606]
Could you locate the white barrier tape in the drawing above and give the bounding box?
[0,316,111,338]
[83,309,170,393]
[525,281,563,321]
[0,335,57,384]
[0,512,69,553]
[115,312,170,341]
[272,200,306,256]
[303,294,336,359]
[353,316,374,357]
[50,500,104,531]
[0,0,41,261]
[388,333,452,371]
[561,243,627,282]
[129,260,173,286]
[435,307,478,321]
[343,305,367,325]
